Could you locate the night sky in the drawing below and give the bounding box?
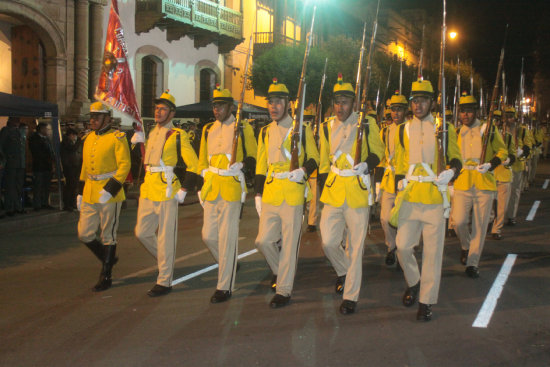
[387,0,550,98]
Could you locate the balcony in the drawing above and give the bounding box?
[253,31,316,60]
[136,0,244,53]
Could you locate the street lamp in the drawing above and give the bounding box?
[449,31,458,40]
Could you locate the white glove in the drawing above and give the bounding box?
[175,189,187,204]
[434,169,454,186]
[197,191,204,207]
[77,195,83,211]
[98,189,112,203]
[516,148,524,157]
[475,163,492,174]
[255,196,262,217]
[227,162,243,176]
[352,162,368,175]
[288,168,306,183]
[397,178,408,191]
[503,157,510,166]
[131,131,145,144]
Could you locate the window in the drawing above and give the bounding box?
[199,68,216,102]
[141,55,163,117]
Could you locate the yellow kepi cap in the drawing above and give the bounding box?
[410,79,434,99]
[155,89,176,109]
[212,83,233,103]
[267,78,289,98]
[493,110,502,117]
[333,73,355,98]
[90,101,111,114]
[459,91,477,106]
[390,90,408,107]
[504,106,516,114]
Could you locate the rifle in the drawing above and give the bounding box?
[355,0,380,166]
[399,56,403,93]
[313,57,328,145]
[436,0,448,176]
[354,22,368,112]
[470,59,474,96]
[480,24,509,164]
[289,5,316,171]
[230,28,254,166]
[453,56,461,127]
[418,24,425,80]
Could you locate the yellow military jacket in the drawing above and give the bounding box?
[318,114,384,208]
[140,125,199,202]
[379,123,401,194]
[198,119,257,202]
[494,131,515,183]
[80,128,131,204]
[454,121,508,191]
[256,117,320,207]
[394,118,461,205]
[511,125,533,172]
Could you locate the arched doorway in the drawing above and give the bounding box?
[199,68,216,102]
[141,55,164,118]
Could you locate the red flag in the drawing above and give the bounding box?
[95,0,142,131]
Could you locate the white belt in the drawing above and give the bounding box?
[406,175,435,182]
[272,172,290,179]
[147,162,175,198]
[209,165,247,202]
[463,165,477,170]
[330,166,357,177]
[88,170,116,181]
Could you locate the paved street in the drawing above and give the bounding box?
[1,162,550,367]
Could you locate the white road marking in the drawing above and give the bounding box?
[171,249,259,286]
[472,254,517,328]
[115,248,210,282]
[543,179,549,189]
[526,201,541,221]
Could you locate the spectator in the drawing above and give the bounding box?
[0,117,26,216]
[60,128,82,211]
[29,122,54,211]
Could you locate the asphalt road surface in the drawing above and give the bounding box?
[1,161,549,366]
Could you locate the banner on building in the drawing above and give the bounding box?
[95,0,142,129]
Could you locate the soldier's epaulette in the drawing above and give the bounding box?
[114,131,126,139]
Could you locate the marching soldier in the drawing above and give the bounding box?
[491,110,516,240]
[133,91,199,297]
[452,93,507,278]
[392,79,462,321]
[254,78,320,308]
[379,91,408,266]
[504,106,532,225]
[318,75,384,314]
[77,101,131,291]
[529,117,543,185]
[197,86,257,303]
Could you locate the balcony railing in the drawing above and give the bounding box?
[136,0,243,41]
[253,32,313,47]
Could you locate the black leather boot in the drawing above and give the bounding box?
[84,239,104,262]
[93,245,116,292]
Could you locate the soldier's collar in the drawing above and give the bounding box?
[275,114,293,128]
[95,124,112,135]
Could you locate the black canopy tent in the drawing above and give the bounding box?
[175,100,270,120]
[0,92,64,210]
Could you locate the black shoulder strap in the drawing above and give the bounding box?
[364,122,371,155]
[240,124,247,158]
[399,123,406,148]
[323,122,329,143]
[174,131,187,184]
[204,122,214,142]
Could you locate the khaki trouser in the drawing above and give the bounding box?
[380,190,397,251]
[320,202,369,302]
[202,196,240,291]
[78,201,122,246]
[135,197,179,287]
[396,201,445,305]
[255,201,303,297]
[307,175,320,226]
[507,170,523,220]
[453,186,495,267]
[492,181,511,235]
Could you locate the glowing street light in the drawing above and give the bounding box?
[449,31,458,40]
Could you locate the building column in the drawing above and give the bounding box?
[69,0,90,116]
[89,1,105,100]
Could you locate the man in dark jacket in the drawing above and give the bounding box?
[29,122,54,210]
[61,128,82,211]
[0,117,26,216]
